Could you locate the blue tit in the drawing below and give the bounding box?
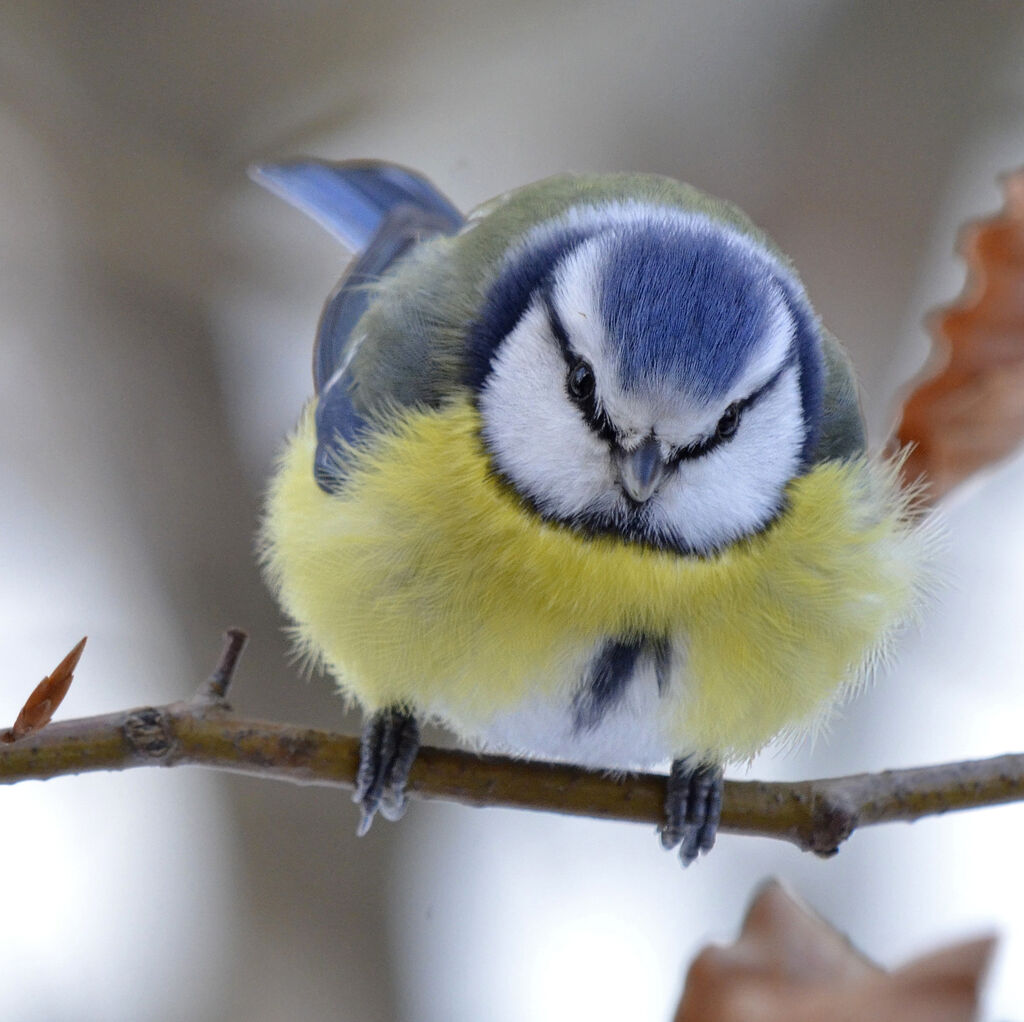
[256,160,932,865]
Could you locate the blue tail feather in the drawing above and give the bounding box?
[250,159,463,253]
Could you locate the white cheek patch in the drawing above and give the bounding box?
[478,308,806,551]
[477,299,617,519]
[651,367,804,553]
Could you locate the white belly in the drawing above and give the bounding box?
[474,648,686,771]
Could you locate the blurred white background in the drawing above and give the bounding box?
[1,2,1023,1019]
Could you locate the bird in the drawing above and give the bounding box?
[256,159,932,865]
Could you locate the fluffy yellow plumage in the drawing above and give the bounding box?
[262,396,930,764]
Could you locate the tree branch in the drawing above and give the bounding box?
[3,633,1023,856]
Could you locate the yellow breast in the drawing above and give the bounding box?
[262,398,931,763]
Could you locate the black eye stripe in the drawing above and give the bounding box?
[737,352,798,412]
[541,287,573,361]
[540,288,619,444]
[670,354,797,464]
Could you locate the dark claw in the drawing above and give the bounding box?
[660,759,724,867]
[353,707,420,835]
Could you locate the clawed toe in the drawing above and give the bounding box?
[660,759,724,867]
[354,707,420,835]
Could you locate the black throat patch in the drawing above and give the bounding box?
[572,636,672,733]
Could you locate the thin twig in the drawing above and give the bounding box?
[1,694,1022,854]
[2,631,1022,855]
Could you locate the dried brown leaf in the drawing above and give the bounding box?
[896,167,1024,501]
[675,880,995,1022]
[7,637,87,741]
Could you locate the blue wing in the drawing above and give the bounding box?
[252,159,465,490]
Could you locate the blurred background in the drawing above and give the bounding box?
[1,1,1023,1019]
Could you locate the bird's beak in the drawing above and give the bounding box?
[615,436,668,503]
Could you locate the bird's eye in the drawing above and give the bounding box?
[567,359,596,401]
[716,402,742,440]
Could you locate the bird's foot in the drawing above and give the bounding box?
[354,707,420,836]
[660,759,724,867]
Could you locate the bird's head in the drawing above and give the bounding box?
[467,203,825,555]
